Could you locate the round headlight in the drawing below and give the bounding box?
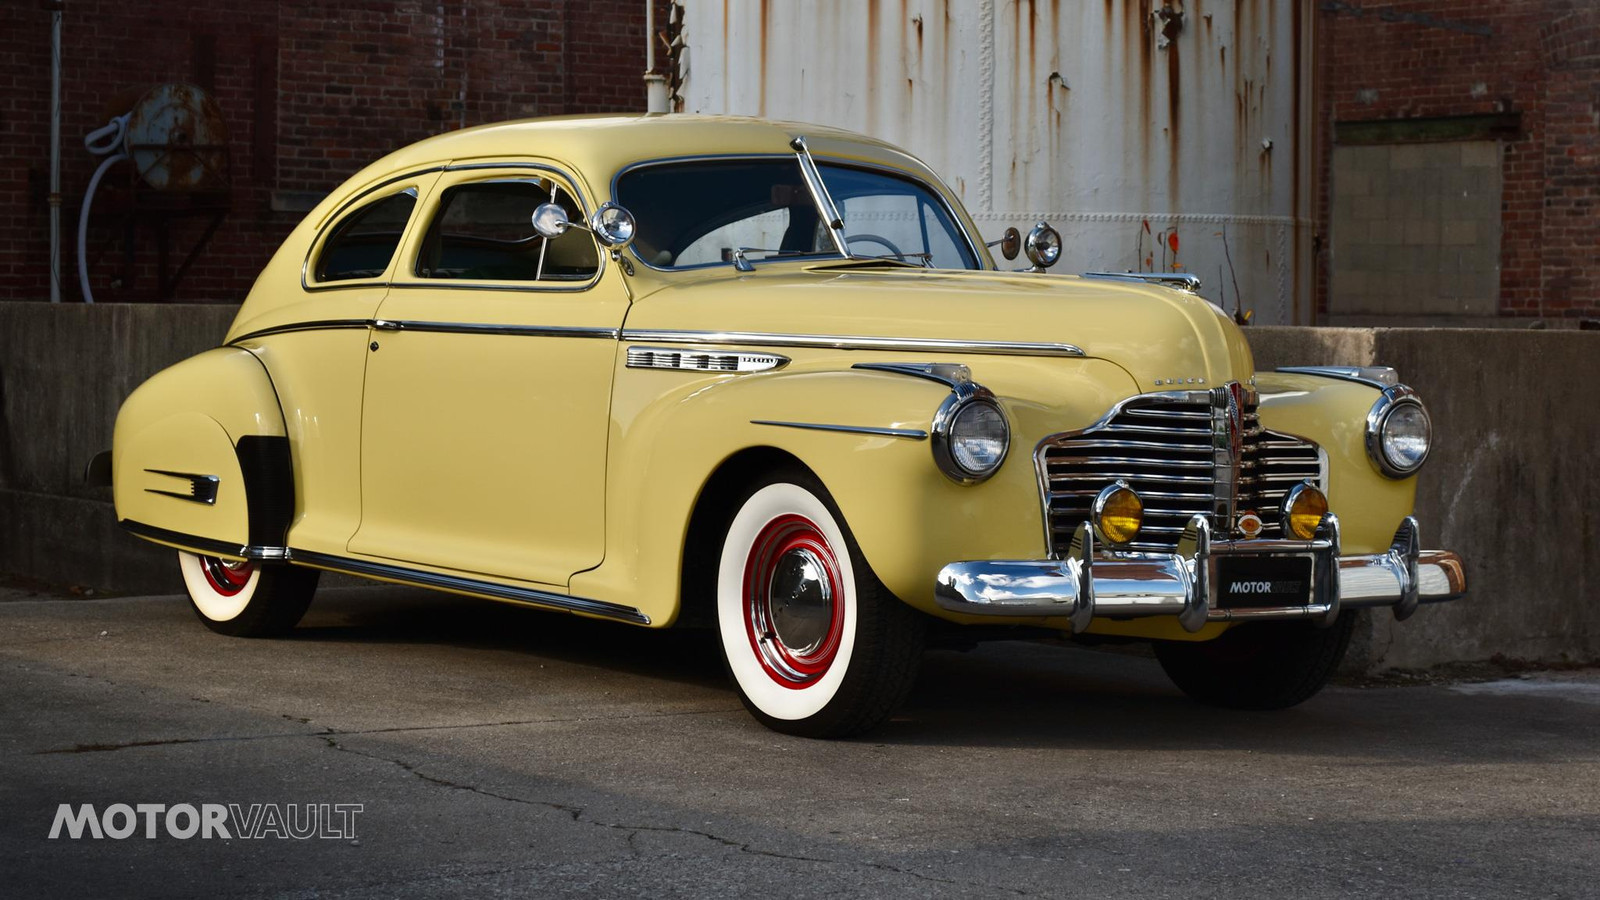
[932,390,1010,484]
[949,400,1008,474]
[1381,403,1431,472]
[1023,221,1062,269]
[1365,386,1431,478]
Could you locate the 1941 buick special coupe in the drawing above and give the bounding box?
[97,115,1466,737]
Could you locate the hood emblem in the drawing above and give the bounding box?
[1153,377,1207,386]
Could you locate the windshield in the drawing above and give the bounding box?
[614,158,981,270]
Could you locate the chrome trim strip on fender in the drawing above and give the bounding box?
[1082,271,1203,293]
[289,550,650,625]
[1276,365,1400,389]
[751,420,929,440]
[622,329,1085,358]
[143,469,220,505]
[121,520,289,562]
[851,362,973,388]
[229,318,375,344]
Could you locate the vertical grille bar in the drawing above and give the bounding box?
[1037,387,1323,556]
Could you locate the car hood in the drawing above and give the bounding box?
[623,264,1256,388]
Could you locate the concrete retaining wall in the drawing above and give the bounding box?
[0,303,239,594]
[1250,326,1600,670]
[2,302,1595,671]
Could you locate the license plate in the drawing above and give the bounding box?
[1214,556,1314,609]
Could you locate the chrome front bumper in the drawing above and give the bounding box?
[934,515,1466,631]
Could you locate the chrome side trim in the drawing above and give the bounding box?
[751,420,929,440]
[1276,365,1400,388]
[121,520,288,562]
[1082,271,1203,293]
[367,320,619,340]
[289,550,650,625]
[143,469,220,505]
[628,346,789,372]
[621,328,1085,358]
[851,362,972,388]
[119,518,649,624]
[229,318,374,345]
[231,319,620,345]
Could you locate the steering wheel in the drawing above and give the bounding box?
[845,233,907,259]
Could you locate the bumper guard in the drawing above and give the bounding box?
[933,515,1466,631]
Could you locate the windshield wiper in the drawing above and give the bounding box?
[728,246,839,272]
[811,255,929,271]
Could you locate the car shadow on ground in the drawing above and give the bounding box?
[285,587,1597,762]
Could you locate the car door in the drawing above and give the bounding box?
[238,175,438,558]
[348,163,625,587]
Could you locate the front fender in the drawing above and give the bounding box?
[1256,371,1418,553]
[112,347,289,559]
[574,353,1140,625]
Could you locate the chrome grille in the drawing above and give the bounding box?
[1038,391,1323,554]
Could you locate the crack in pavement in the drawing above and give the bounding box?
[318,733,1034,896]
[29,706,742,755]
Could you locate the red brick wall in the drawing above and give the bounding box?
[0,0,665,303]
[1316,0,1600,322]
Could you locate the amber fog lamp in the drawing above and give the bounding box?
[1281,482,1329,541]
[1092,482,1143,547]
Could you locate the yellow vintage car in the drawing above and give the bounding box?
[99,115,1465,736]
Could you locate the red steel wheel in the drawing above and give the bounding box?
[741,514,847,688]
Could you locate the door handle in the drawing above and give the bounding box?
[372,319,402,331]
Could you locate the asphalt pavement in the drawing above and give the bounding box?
[2,585,1596,898]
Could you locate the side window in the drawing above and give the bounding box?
[415,178,600,282]
[315,190,417,282]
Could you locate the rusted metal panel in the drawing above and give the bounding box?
[124,83,230,192]
[679,0,1314,324]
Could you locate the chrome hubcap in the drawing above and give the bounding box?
[767,547,834,655]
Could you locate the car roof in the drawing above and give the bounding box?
[371,114,929,188]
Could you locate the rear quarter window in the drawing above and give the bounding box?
[315,190,418,282]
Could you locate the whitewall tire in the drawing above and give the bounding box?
[177,551,319,637]
[715,473,925,737]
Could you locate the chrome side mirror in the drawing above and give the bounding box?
[986,226,1022,261]
[530,201,637,252]
[1023,221,1062,272]
[531,202,572,239]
